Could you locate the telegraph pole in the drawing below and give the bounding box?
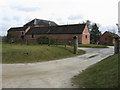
[116,24,120,36]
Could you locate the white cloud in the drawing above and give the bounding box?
[68,14,83,20]
[0,0,119,36]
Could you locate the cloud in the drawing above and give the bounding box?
[56,18,62,22]
[68,15,83,20]
[11,5,41,12]
[1,17,11,21]
[1,24,11,36]
[99,25,118,34]
[0,0,119,36]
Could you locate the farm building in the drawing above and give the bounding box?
[7,18,90,44]
[100,31,119,45]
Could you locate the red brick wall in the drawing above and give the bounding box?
[8,31,23,37]
[24,25,46,27]
[81,25,90,44]
[25,34,82,43]
[25,25,90,44]
[100,32,113,44]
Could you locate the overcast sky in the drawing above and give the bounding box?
[0,0,119,36]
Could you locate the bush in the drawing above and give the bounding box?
[3,34,26,44]
[36,36,50,44]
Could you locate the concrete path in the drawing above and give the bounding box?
[2,46,114,88]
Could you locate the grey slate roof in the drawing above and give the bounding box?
[105,31,119,38]
[8,27,27,32]
[24,19,57,27]
[26,24,86,35]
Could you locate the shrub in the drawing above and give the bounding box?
[36,36,50,44]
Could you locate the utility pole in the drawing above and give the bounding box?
[118,2,120,36]
[116,24,120,36]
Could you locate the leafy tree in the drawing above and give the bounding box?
[90,23,101,44]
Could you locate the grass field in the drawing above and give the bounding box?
[2,44,85,63]
[78,44,108,48]
[72,54,119,88]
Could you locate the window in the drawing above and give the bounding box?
[105,38,107,40]
[85,35,87,39]
[32,34,35,38]
[21,32,24,35]
[21,32,24,39]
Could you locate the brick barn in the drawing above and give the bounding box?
[100,31,119,45]
[8,18,90,44]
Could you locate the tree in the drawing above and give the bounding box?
[86,20,92,30]
[90,23,101,44]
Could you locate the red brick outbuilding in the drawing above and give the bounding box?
[8,19,90,44]
[100,31,119,45]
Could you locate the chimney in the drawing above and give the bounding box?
[34,18,37,25]
[49,22,51,26]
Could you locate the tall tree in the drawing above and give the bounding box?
[86,20,92,30]
[90,23,101,44]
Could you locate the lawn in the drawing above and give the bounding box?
[2,44,85,63]
[78,44,108,48]
[72,54,119,88]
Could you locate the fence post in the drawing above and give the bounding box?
[73,36,78,54]
[64,39,66,48]
[56,39,57,46]
[48,39,50,46]
[26,39,28,45]
[114,37,119,54]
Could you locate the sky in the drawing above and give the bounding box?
[0,0,119,36]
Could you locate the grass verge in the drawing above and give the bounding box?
[72,54,119,88]
[78,44,108,48]
[2,44,85,63]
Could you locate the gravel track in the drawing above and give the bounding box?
[2,46,114,88]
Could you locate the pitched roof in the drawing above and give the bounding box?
[105,31,119,38]
[26,24,86,35]
[8,27,28,32]
[24,18,57,27]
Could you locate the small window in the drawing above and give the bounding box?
[32,34,35,38]
[85,35,87,39]
[105,38,107,40]
[21,32,24,35]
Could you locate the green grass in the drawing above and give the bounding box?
[2,44,85,63]
[72,54,119,88]
[78,44,108,48]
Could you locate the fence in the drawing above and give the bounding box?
[48,39,73,47]
[26,39,74,46]
[6,36,78,54]
[27,37,78,54]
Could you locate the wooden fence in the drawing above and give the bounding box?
[26,39,74,46]
[48,39,73,47]
[26,37,78,54]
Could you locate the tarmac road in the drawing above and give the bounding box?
[2,46,114,88]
